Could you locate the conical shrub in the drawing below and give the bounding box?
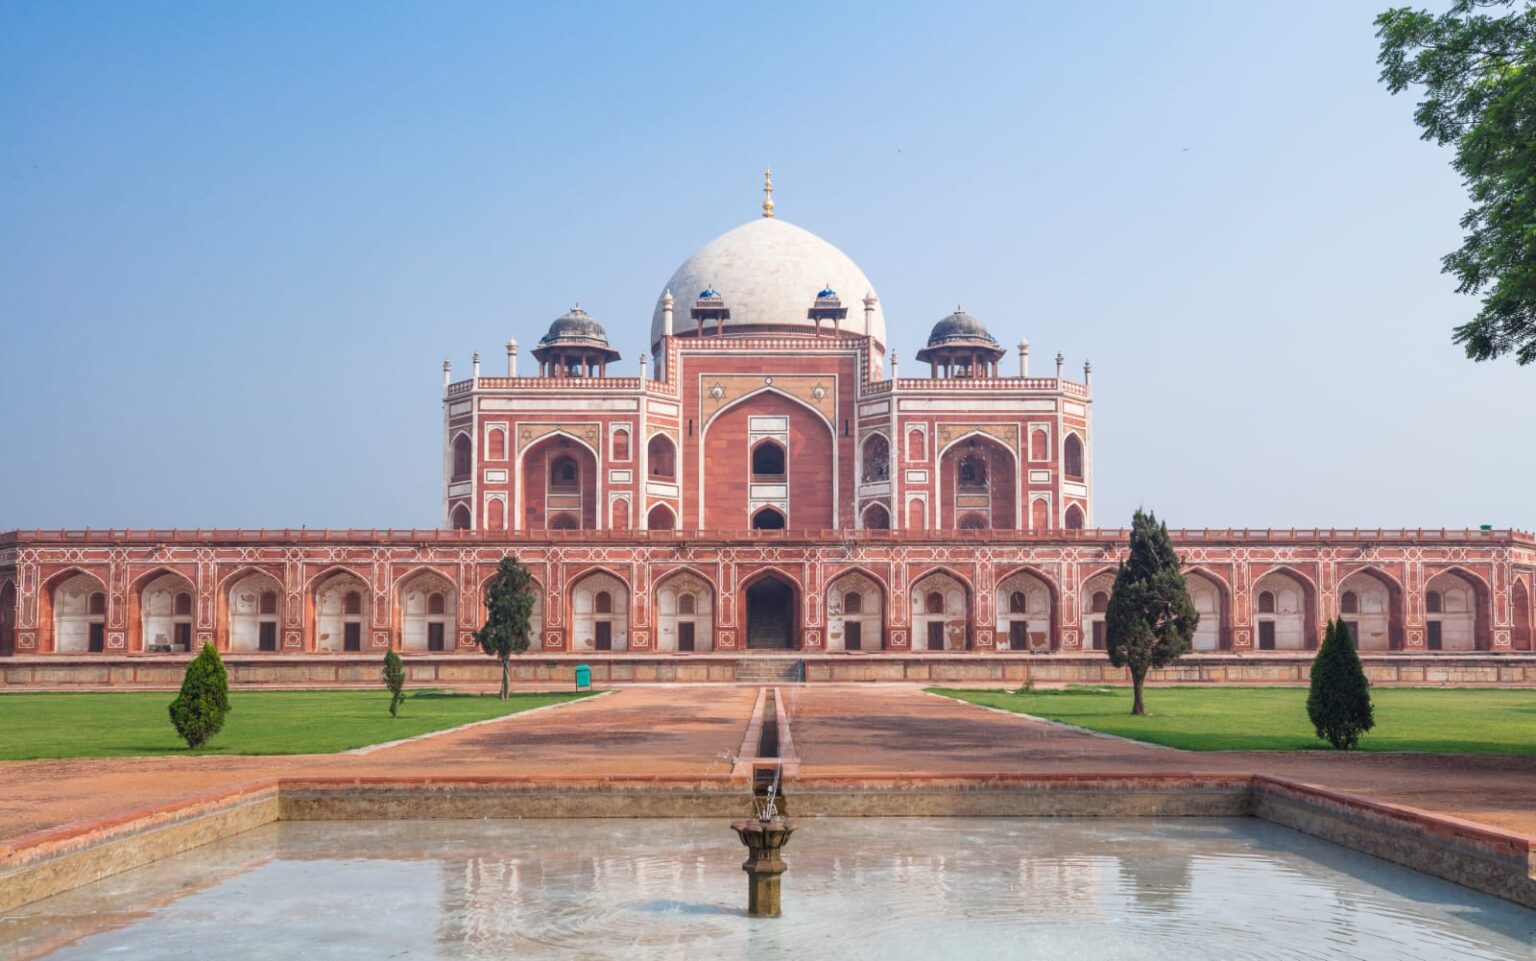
[169,642,231,749]
[1307,617,1374,750]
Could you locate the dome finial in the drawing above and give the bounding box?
[762,167,774,218]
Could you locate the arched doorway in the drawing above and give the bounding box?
[1514,578,1533,651]
[751,506,786,530]
[827,571,884,652]
[1424,569,1484,651]
[1187,571,1226,652]
[49,572,107,653]
[137,571,197,653]
[569,570,628,652]
[1252,569,1313,651]
[911,571,968,651]
[1337,570,1402,651]
[1080,573,1114,651]
[647,503,677,530]
[939,434,1016,529]
[995,569,1053,652]
[228,570,283,652]
[314,571,370,653]
[655,571,714,652]
[745,574,797,650]
[521,434,599,530]
[399,571,457,652]
[861,502,891,530]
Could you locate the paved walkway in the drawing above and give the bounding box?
[3,684,1533,846]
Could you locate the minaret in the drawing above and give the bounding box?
[863,292,877,338]
[662,289,675,336]
[762,167,774,218]
[1083,360,1092,389]
[1018,339,1029,377]
[1055,351,1064,380]
[442,359,451,387]
[507,339,517,376]
[472,351,481,379]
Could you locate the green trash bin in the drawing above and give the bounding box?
[575,664,591,690]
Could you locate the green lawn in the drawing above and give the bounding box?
[930,686,1536,753]
[0,689,595,760]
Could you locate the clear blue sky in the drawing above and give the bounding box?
[2,1,1529,531]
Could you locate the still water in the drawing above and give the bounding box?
[3,818,1531,960]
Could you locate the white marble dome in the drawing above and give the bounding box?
[651,217,886,350]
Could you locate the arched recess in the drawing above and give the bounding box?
[569,569,629,652]
[42,569,107,654]
[451,432,473,479]
[1079,571,1116,651]
[860,432,891,482]
[398,569,457,653]
[906,428,926,462]
[132,569,197,654]
[700,389,837,530]
[0,579,15,656]
[911,569,970,651]
[450,503,472,531]
[1337,568,1404,652]
[485,497,506,531]
[654,569,715,653]
[751,506,786,530]
[827,569,885,652]
[1513,577,1533,651]
[1063,504,1085,530]
[611,427,631,461]
[647,433,677,480]
[741,569,800,651]
[1029,429,1048,462]
[861,502,891,530]
[1424,567,1489,651]
[1030,497,1049,531]
[1185,569,1229,652]
[995,567,1055,652]
[227,569,283,653]
[1252,566,1317,651]
[1063,432,1085,481]
[520,432,599,531]
[610,498,631,530]
[938,433,1017,530]
[486,426,507,461]
[906,498,927,530]
[647,502,677,530]
[312,569,370,653]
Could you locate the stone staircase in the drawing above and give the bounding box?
[735,658,805,685]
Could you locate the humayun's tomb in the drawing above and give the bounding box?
[2,176,1533,686]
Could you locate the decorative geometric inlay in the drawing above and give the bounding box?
[699,374,836,427]
[936,423,1020,451]
[517,423,602,452]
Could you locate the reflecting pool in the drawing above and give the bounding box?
[3,818,1532,960]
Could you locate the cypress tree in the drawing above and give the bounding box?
[1104,509,1199,716]
[382,649,406,717]
[168,642,231,749]
[477,556,536,700]
[1308,616,1375,750]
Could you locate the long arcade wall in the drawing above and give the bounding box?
[2,528,1532,662]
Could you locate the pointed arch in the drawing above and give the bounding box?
[703,384,836,433]
[860,431,891,483]
[479,569,546,651]
[654,567,717,653]
[1183,566,1231,652]
[129,567,198,654]
[995,565,1058,652]
[1080,567,1117,651]
[1423,565,1491,651]
[827,566,887,652]
[911,566,974,651]
[451,431,473,479]
[1251,564,1319,651]
[1063,431,1085,480]
[0,578,15,657]
[396,566,458,652]
[226,566,284,653]
[43,568,109,654]
[936,431,1019,530]
[647,502,677,530]
[646,432,678,480]
[740,566,802,651]
[861,501,891,530]
[1335,566,1405,652]
[311,566,371,654]
[568,567,630,652]
[1511,575,1532,651]
[518,430,600,531]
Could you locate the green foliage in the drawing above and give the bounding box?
[1308,617,1376,750]
[1104,509,1199,715]
[167,643,230,749]
[476,556,537,699]
[1377,1,1536,364]
[382,650,406,717]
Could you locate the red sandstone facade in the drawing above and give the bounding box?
[3,195,1534,665]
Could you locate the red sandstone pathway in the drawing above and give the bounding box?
[2,684,1533,846]
[786,685,1536,835]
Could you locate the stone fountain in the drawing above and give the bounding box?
[731,767,796,917]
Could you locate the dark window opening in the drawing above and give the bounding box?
[751,442,786,479]
[751,507,786,530]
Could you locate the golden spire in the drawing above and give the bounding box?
[762,167,774,218]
